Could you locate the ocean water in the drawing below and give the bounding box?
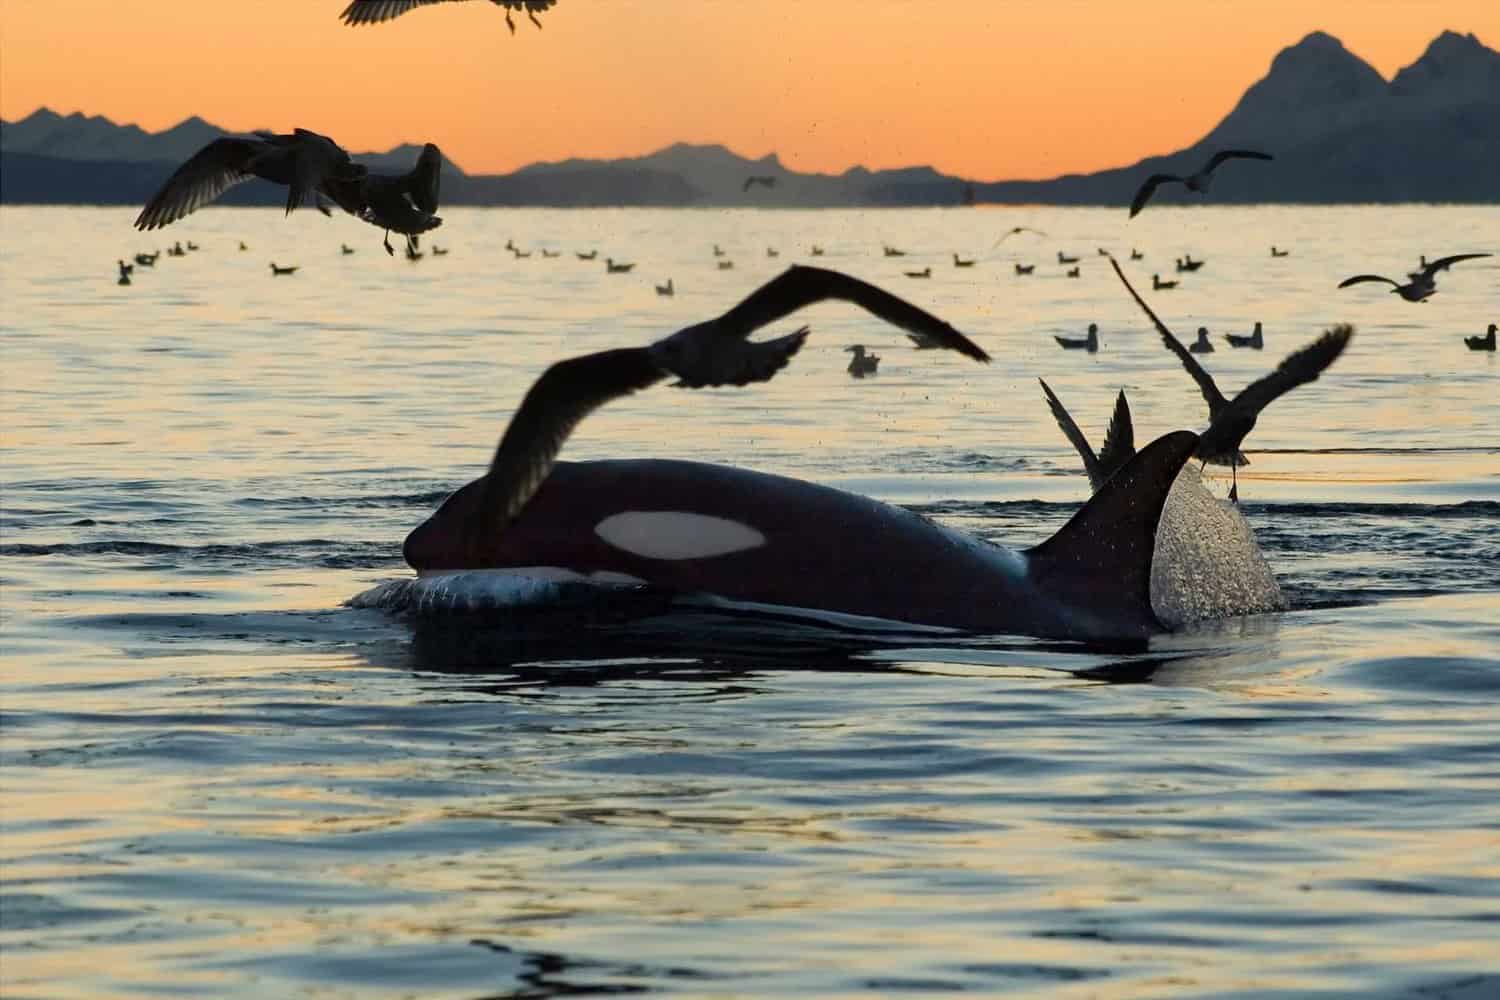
[2,204,1498,998]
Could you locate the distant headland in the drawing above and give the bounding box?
[3,30,1496,208]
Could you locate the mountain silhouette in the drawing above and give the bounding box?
[3,30,1495,208]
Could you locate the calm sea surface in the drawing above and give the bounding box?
[2,205,1498,998]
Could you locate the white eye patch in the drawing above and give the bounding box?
[594,511,767,560]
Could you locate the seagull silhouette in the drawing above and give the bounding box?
[1109,257,1352,501]
[1039,380,1135,492]
[136,129,363,230]
[1128,150,1273,218]
[322,143,444,255]
[993,226,1046,247]
[340,0,556,32]
[1338,253,1491,303]
[468,266,990,533]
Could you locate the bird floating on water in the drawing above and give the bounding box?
[1338,253,1490,303]
[845,345,880,377]
[1054,324,1099,353]
[341,244,356,255]
[1015,263,1035,276]
[269,262,298,276]
[1058,251,1079,265]
[340,0,556,32]
[717,260,735,271]
[905,267,931,279]
[1128,149,1274,217]
[1189,327,1214,353]
[1152,274,1177,290]
[606,258,634,274]
[810,246,825,257]
[540,249,558,258]
[433,246,449,256]
[1175,255,1204,273]
[953,254,975,268]
[1065,266,1080,278]
[1226,322,1264,349]
[238,241,248,252]
[116,261,132,286]
[656,278,674,296]
[1465,323,1497,351]
[1129,248,1143,260]
[1271,246,1289,257]
[576,250,598,261]
[767,247,779,258]
[1109,257,1352,501]
[883,245,907,257]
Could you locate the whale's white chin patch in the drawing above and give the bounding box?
[594,511,767,560]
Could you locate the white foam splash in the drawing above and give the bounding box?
[1150,466,1286,628]
[348,569,640,614]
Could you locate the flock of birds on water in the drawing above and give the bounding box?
[107,0,1495,520]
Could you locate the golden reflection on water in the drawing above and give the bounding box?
[2,206,1498,998]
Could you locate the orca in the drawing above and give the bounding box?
[401,431,1200,641]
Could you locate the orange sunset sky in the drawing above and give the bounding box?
[2,1,1495,181]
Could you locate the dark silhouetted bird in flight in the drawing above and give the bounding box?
[1128,150,1274,217]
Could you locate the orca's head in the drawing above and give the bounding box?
[404,477,496,572]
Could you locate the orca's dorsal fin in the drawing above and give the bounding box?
[1026,430,1198,637]
[1096,390,1137,486]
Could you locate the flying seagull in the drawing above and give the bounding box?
[1108,257,1352,501]
[136,129,363,230]
[469,265,990,532]
[993,226,1046,247]
[322,143,445,255]
[1128,150,1274,218]
[1039,380,1135,492]
[340,0,557,31]
[1337,253,1491,303]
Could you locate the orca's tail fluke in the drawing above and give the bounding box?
[1026,430,1198,639]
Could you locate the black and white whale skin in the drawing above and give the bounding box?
[402,431,1200,641]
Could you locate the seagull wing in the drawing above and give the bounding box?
[1420,253,1492,281]
[1337,274,1399,289]
[1097,390,1137,485]
[476,348,667,529]
[1204,149,1274,173]
[663,327,810,389]
[1128,174,1179,218]
[286,130,350,216]
[1039,379,1102,489]
[134,138,262,230]
[340,0,466,25]
[1107,257,1229,417]
[1229,325,1353,417]
[404,143,443,214]
[713,265,991,363]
